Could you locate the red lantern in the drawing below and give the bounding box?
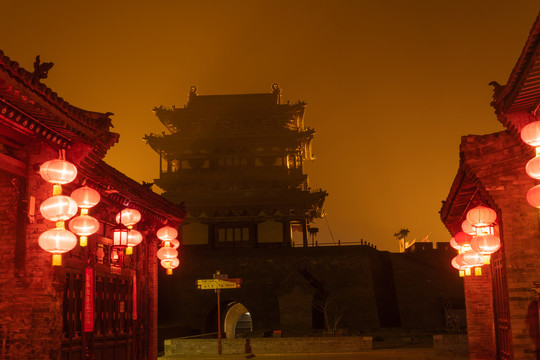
[170,238,180,250]
[161,257,180,275]
[454,231,473,246]
[71,186,100,209]
[521,121,540,147]
[127,229,143,247]
[157,226,178,241]
[69,215,100,235]
[113,228,129,247]
[461,220,476,235]
[449,237,460,250]
[466,206,497,227]
[38,228,77,265]
[68,215,100,247]
[462,250,484,267]
[39,159,77,185]
[527,184,540,208]
[471,234,501,254]
[157,247,178,260]
[125,229,143,255]
[451,255,467,270]
[116,208,141,227]
[40,195,78,222]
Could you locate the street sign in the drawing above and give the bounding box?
[198,272,242,355]
[197,278,242,289]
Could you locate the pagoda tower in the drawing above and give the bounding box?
[145,84,327,247]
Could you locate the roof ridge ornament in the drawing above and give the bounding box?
[32,55,54,80]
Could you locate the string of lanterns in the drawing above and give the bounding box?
[521,120,540,207]
[38,155,181,274]
[156,226,180,275]
[451,205,501,277]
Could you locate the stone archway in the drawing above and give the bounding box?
[224,302,252,339]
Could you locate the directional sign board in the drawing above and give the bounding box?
[197,278,242,290]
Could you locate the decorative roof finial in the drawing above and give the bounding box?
[32,55,54,80]
[271,83,280,94]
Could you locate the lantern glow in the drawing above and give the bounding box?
[71,186,101,209]
[157,226,178,241]
[471,234,501,254]
[116,208,141,227]
[520,121,540,147]
[40,195,78,222]
[161,258,180,275]
[38,228,78,265]
[466,206,497,227]
[113,228,129,247]
[39,159,77,185]
[157,247,178,260]
[527,185,540,208]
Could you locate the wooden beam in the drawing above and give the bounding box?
[0,152,25,177]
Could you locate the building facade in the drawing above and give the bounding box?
[0,51,185,360]
[145,85,327,248]
[441,13,540,360]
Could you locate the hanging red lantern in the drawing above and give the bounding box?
[68,215,100,247]
[521,121,540,147]
[466,206,497,227]
[461,219,476,235]
[170,238,180,250]
[471,234,501,255]
[450,237,460,250]
[462,250,484,267]
[116,208,141,227]
[71,186,101,209]
[126,229,143,255]
[40,195,78,222]
[451,255,467,270]
[157,247,178,260]
[39,159,77,185]
[161,258,180,275]
[113,228,129,247]
[454,231,473,246]
[38,227,77,266]
[157,226,178,241]
[527,184,540,208]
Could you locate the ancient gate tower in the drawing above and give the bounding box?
[145,84,327,247]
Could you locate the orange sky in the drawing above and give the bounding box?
[2,1,539,251]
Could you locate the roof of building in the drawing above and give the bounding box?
[0,51,118,157]
[491,13,540,123]
[0,50,185,225]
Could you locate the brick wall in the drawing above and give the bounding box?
[455,130,540,360]
[0,143,64,360]
[162,336,373,356]
[158,244,463,346]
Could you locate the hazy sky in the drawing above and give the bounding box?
[2,1,539,251]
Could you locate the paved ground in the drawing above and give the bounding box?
[159,348,469,360]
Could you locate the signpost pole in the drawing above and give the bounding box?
[217,288,222,355]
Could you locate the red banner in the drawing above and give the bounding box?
[84,268,93,332]
[133,274,137,320]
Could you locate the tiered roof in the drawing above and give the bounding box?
[0,50,185,225]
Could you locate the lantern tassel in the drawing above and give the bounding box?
[53,185,62,196]
[80,236,88,247]
[52,254,62,266]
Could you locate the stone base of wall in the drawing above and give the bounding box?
[433,334,468,352]
[164,336,373,356]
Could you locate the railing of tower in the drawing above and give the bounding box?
[291,239,377,248]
